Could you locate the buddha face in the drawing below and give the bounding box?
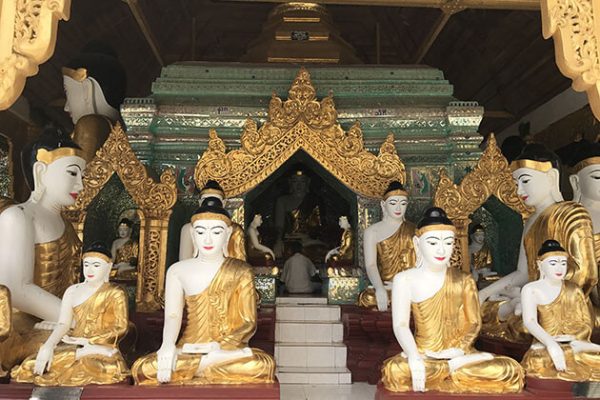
[192,219,232,257]
[118,223,131,238]
[36,155,86,206]
[512,168,556,207]
[63,75,94,124]
[415,229,455,268]
[253,214,263,227]
[573,164,600,202]
[381,195,408,221]
[83,255,112,284]
[537,255,568,283]
[471,230,485,245]
[289,174,310,196]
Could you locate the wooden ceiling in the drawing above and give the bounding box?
[21,0,570,135]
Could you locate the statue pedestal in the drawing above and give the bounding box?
[374,382,539,399]
[327,277,361,305]
[475,336,531,362]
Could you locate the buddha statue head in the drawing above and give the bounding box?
[117,218,133,239]
[339,215,350,230]
[380,181,408,222]
[469,224,485,245]
[190,197,233,258]
[510,143,563,208]
[251,214,263,228]
[82,241,113,284]
[198,179,225,203]
[62,42,126,125]
[536,239,568,282]
[566,139,600,203]
[289,169,310,197]
[413,207,456,270]
[21,127,86,206]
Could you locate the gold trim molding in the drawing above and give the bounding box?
[541,0,600,120]
[433,134,532,271]
[64,123,177,311]
[195,67,406,198]
[0,0,71,110]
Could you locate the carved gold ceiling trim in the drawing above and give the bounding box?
[0,0,71,110]
[541,0,600,120]
[195,67,406,199]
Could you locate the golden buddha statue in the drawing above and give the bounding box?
[0,285,10,378]
[12,242,130,386]
[469,224,496,281]
[111,218,139,280]
[63,42,126,161]
[0,128,85,371]
[381,207,524,394]
[179,180,246,261]
[132,197,275,385]
[521,240,600,381]
[479,143,597,342]
[358,181,416,311]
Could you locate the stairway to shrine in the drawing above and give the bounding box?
[274,296,352,384]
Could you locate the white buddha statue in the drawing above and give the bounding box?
[246,214,275,261]
[12,241,130,386]
[0,127,86,371]
[521,239,600,381]
[132,197,275,385]
[357,181,416,311]
[381,207,524,393]
[478,143,597,342]
[179,180,246,261]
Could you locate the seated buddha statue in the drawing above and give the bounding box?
[381,207,524,393]
[179,180,246,261]
[357,181,416,311]
[246,214,275,266]
[479,143,597,342]
[521,239,600,381]
[12,242,130,386]
[0,285,10,378]
[325,216,354,274]
[0,127,85,371]
[111,218,138,280]
[132,197,275,385]
[63,42,126,161]
[469,224,495,281]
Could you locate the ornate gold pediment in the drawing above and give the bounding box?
[433,134,532,271]
[195,67,406,199]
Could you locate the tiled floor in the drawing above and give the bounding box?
[280,383,376,400]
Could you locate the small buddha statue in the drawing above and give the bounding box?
[246,214,275,264]
[521,239,600,381]
[12,242,130,386]
[479,143,597,342]
[179,180,246,261]
[325,216,354,274]
[357,181,416,311]
[63,42,126,161]
[273,169,321,258]
[132,197,275,385]
[111,218,138,279]
[0,285,10,378]
[381,207,524,393]
[0,127,85,371]
[469,224,495,281]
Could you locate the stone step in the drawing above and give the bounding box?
[275,342,347,368]
[275,320,343,343]
[275,296,328,305]
[275,304,341,322]
[276,366,352,385]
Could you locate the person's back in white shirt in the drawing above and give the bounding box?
[282,252,318,294]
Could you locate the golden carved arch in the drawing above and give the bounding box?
[433,134,532,272]
[195,67,406,198]
[0,0,71,110]
[65,123,177,311]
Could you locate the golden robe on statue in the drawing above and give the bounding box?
[358,222,416,307]
[12,283,130,386]
[132,258,275,385]
[482,202,597,341]
[113,239,139,280]
[472,245,493,271]
[381,268,524,393]
[521,281,600,381]
[228,223,247,262]
[0,199,82,371]
[0,285,11,378]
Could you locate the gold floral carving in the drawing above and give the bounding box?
[195,67,406,198]
[433,134,532,271]
[541,0,600,120]
[65,123,177,311]
[0,0,71,110]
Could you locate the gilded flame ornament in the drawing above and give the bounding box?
[195,67,406,198]
[433,134,532,271]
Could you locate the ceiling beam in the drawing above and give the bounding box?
[123,0,165,66]
[220,0,539,11]
[413,11,452,63]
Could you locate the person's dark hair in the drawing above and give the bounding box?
[21,126,82,190]
[289,241,303,254]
